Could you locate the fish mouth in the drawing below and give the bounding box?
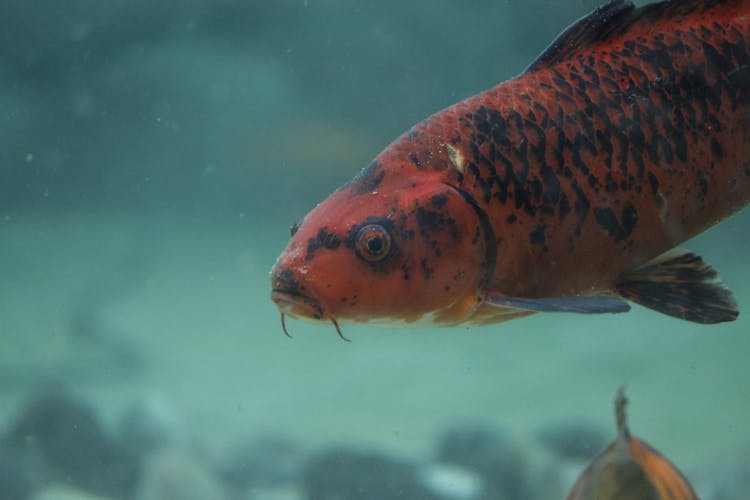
[270,289,347,341]
[271,289,325,320]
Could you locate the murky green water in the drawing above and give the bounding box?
[1,1,749,499]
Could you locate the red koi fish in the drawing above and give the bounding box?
[566,388,699,500]
[271,0,750,337]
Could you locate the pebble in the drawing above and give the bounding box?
[435,422,527,499]
[135,448,228,500]
[300,447,441,500]
[4,387,136,498]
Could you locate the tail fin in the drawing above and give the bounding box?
[616,250,738,323]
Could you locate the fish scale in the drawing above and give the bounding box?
[376,0,750,301]
[271,0,750,332]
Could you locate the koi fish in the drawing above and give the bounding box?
[566,387,699,500]
[270,0,750,337]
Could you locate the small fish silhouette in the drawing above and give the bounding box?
[566,387,699,500]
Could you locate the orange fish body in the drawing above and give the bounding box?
[567,436,700,500]
[566,388,699,500]
[271,0,750,332]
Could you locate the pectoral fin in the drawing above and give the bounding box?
[615,250,738,324]
[484,293,631,314]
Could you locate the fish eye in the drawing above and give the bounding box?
[356,224,391,262]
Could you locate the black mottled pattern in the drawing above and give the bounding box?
[593,204,638,242]
[416,205,459,258]
[420,257,433,280]
[271,269,298,293]
[530,223,546,245]
[430,193,448,208]
[306,226,340,260]
[449,3,749,251]
[350,161,385,195]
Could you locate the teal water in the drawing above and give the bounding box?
[1,1,749,499]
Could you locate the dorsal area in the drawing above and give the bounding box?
[525,0,736,74]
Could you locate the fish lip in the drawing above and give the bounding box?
[271,289,325,320]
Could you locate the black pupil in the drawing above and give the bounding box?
[367,236,383,254]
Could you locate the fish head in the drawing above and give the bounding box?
[270,163,492,330]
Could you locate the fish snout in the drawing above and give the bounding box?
[269,262,325,321]
[270,266,300,294]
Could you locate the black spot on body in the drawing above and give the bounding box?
[594,203,638,242]
[417,206,459,242]
[401,264,411,281]
[604,172,618,193]
[540,166,561,214]
[468,161,482,181]
[621,204,638,237]
[506,214,517,224]
[351,161,385,195]
[571,180,590,234]
[306,226,340,260]
[473,106,509,150]
[710,137,723,159]
[272,269,298,293]
[558,193,571,221]
[594,207,621,240]
[647,172,659,197]
[417,207,439,233]
[326,233,341,249]
[596,129,614,169]
[552,72,574,95]
[652,133,674,165]
[430,193,448,208]
[530,224,546,245]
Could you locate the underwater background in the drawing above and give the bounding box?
[1,0,749,498]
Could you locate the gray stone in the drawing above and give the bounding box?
[435,423,527,500]
[4,387,137,498]
[136,448,227,500]
[301,447,441,500]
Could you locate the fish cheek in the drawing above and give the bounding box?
[405,191,489,315]
[332,188,487,321]
[415,217,482,296]
[339,212,455,320]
